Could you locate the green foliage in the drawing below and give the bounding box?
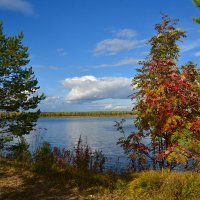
[32,138,106,174]
[91,150,106,172]
[8,137,31,161]
[73,136,92,170]
[193,17,200,23]
[33,142,54,173]
[0,22,45,149]
[73,136,106,172]
[192,0,200,23]
[193,0,200,6]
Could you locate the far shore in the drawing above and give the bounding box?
[0,111,134,119]
[40,111,133,118]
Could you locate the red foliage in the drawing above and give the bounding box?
[120,15,200,170]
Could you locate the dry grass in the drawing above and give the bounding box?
[0,159,88,200]
[1,158,200,200]
[127,170,200,200]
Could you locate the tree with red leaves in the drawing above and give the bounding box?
[118,15,200,170]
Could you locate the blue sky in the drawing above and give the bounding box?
[1,0,200,111]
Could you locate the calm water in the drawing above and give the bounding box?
[24,117,184,171]
[26,117,136,169]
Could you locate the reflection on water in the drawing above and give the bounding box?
[26,117,135,169]
[27,117,135,155]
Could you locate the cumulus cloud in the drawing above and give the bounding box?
[115,29,137,38]
[93,38,145,55]
[0,0,34,15]
[60,76,132,102]
[39,95,132,112]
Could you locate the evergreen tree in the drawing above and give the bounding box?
[0,22,45,148]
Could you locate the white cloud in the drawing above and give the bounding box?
[86,58,140,69]
[33,64,62,71]
[57,48,67,56]
[0,0,34,15]
[49,66,62,70]
[39,95,132,112]
[104,104,131,111]
[93,38,145,55]
[43,96,63,104]
[60,76,132,102]
[93,28,145,55]
[115,29,136,38]
[40,96,67,111]
[181,39,200,52]
[194,51,200,56]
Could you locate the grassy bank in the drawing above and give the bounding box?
[1,158,199,200]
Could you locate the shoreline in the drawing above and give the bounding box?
[40,111,134,118]
[39,115,134,118]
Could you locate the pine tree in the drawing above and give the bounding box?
[0,22,45,148]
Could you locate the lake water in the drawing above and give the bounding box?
[26,117,136,170]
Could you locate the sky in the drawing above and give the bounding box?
[0,0,200,111]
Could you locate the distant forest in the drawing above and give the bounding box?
[40,111,133,118]
[0,111,133,118]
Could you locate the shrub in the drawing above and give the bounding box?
[73,136,92,171]
[8,137,31,162]
[33,142,54,173]
[53,147,73,168]
[90,150,106,172]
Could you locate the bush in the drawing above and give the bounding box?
[53,146,73,168]
[33,142,54,173]
[73,136,92,171]
[32,138,106,174]
[73,136,106,172]
[90,150,106,172]
[8,137,31,162]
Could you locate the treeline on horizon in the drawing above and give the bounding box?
[0,111,133,118]
[40,111,133,118]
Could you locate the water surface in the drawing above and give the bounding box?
[26,117,135,169]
